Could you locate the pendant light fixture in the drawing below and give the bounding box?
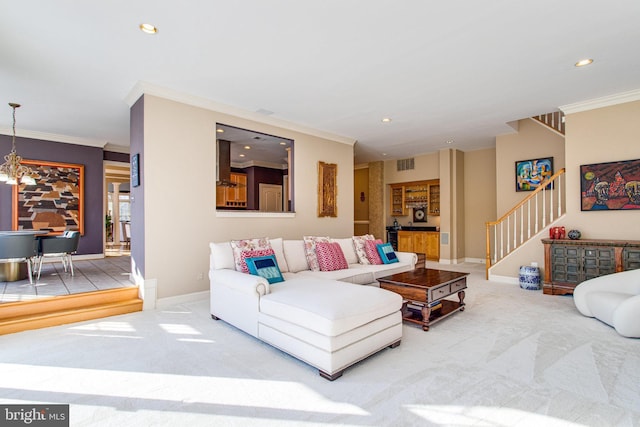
[0,103,36,185]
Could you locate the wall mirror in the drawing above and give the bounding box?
[216,123,294,212]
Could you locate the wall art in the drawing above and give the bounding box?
[515,157,554,192]
[12,159,84,234]
[581,158,640,211]
[318,161,337,217]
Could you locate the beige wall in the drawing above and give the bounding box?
[491,98,640,278]
[464,148,496,261]
[495,118,565,217]
[143,95,355,299]
[563,100,640,240]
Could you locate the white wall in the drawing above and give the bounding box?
[142,95,355,299]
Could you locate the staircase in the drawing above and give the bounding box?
[532,111,565,135]
[0,287,143,335]
[485,169,566,279]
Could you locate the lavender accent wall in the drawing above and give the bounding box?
[129,96,145,276]
[0,134,104,254]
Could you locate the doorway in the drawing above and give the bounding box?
[259,183,283,212]
[105,161,131,256]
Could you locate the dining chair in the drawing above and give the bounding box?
[37,231,80,280]
[0,234,38,284]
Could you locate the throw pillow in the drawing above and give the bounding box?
[303,236,330,271]
[377,242,399,264]
[352,234,375,264]
[230,238,271,272]
[245,255,284,284]
[239,248,276,273]
[332,238,359,265]
[315,242,349,271]
[364,239,384,264]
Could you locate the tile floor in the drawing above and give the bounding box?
[0,255,134,303]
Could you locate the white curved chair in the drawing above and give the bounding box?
[573,268,640,338]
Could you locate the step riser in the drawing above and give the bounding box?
[0,287,139,320]
[0,287,143,335]
[0,300,143,335]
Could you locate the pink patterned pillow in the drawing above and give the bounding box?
[230,238,271,272]
[239,248,276,273]
[315,242,348,271]
[303,236,330,271]
[352,234,375,264]
[364,239,384,265]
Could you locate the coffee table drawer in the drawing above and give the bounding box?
[432,285,450,300]
[451,278,466,293]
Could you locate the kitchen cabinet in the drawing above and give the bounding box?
[216,172,247,208]
[389,180,440,216]
[542,238,640,295]
[398,230,440,260]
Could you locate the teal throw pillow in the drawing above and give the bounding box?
[245,255,285,284]
[377,243,399,264]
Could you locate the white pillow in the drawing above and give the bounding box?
[210,242,235,270]
[283,240,310,273]
[268,237,289,273]
[332,238,359,265]
[352,234,375,264]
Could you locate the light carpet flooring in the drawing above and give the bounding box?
[0,262,638,426]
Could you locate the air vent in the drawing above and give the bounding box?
[397,158,415,171]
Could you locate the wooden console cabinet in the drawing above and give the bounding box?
[542,238,640,295]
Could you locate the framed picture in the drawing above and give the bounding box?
[515,157,554,192]
[580,158,640,211]
[131,153,140,187]
[318,161,337,217]
[12,159,84,235]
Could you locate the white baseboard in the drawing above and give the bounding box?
[489,274,519,284]
[156,291,210,309]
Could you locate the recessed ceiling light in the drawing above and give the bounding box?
[139,23,158,34]
[575,58,593,67]
[216,128,224,133]
[446,140,454,144]
[239,154,245,158]
[244,145,251,150]
[381,118,392,123]
[279,142,287,146]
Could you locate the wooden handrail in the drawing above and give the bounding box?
[487,168,565,227]
[485,168,566,278]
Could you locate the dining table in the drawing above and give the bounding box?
[0,230,49,282]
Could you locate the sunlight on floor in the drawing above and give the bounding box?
[0,363,370,416]
[69,321,137,333]
[406,404,587,427]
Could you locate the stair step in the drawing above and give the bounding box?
[0,287,143,335]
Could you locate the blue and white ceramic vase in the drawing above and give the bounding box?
[568,229,581,240]
[519,266,541,290]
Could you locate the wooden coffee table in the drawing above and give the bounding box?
[378,267,468,331]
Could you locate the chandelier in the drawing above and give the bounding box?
[0,103,36,185]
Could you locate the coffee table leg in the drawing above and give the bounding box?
[458,290,466,311]
[421,305,431,331]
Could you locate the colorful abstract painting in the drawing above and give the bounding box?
[12,159,84,234]
[581,158,640,211]
[515,157,554,192]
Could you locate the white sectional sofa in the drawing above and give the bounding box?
[209,237,417,380]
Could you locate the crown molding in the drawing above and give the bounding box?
[125,81,356,146]
[560,88,640,114]
[0,127,106,148]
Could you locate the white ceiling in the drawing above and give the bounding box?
[1,1,640,163]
